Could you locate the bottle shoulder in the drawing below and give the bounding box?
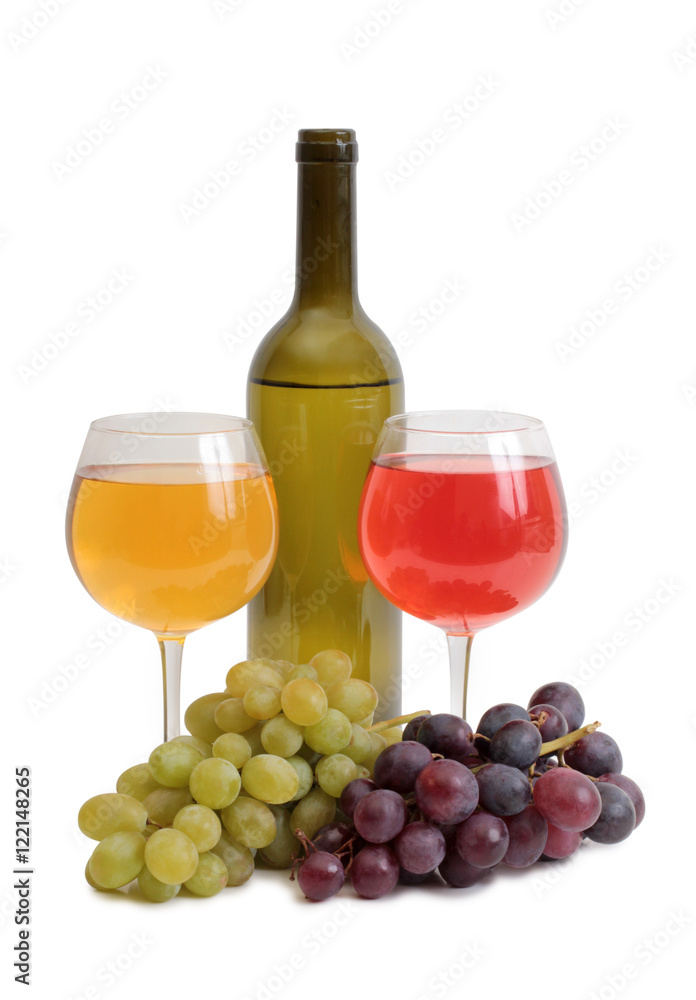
[248,303,403,387]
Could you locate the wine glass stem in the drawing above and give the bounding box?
[158,637,185,742]
[447,633,474,720]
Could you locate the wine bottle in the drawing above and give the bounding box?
[247,128,404,718]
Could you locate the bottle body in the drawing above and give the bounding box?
[246,130,403,718]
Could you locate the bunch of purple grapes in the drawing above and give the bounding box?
[293,681,645,901]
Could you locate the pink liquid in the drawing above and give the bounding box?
[358,454,567,633]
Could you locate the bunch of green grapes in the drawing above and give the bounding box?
[78,650,400,902]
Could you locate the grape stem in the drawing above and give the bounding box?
[539,720,601,757]
[366,710,431,734]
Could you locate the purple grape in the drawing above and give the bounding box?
[597,773,645,826]
[503,805,548,867]
[373,741,433,794]
[393,821,446,875]
[475,763,531,816]
[398,867,435,885]
[297,851,345,901]
[350,844,399,898]
[528,703,568,743]
[542,823,582,859]
[438,842,492,887]
[313,822,354,856]
[339,778,376,820]
[416,714,475,762]
[403,715,429,742]
[533,767,602,832]
[565,732,623,777]
[585,783,635,845]
[415,759,478,825]
[528,682,584,731]
[488,719,542,770]
[476,703,530,740]
[456,812,510,868]
[353,789,408,844]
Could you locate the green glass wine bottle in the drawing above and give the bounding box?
[247,128,404,718]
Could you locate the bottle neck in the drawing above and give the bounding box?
[294,162,358,312]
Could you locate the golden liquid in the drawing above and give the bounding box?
[247,381,404,716]
[67,463,278,636]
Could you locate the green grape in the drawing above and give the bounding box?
[258,806,299,869]
[273,659,295,676]
[171,735,213,758]
[290,787,336,839]
[309,649,353,688]
[357,712,375,727]
[116,763,163,802]
[315,754,359,798]
[241,754,299,804]
[381,726,403,747]
[148,741,204,788]
[243,685,283,720]
[78,793,148,841]
[304,709,352,755]
[295,741,319,764]
[85,861,112,891]
[144,828,198,885]
[173,804,222,852]
[281,678,328,726]
[326,678,378,722]
[225,659,285,698]
[286,663,318,682]
[210,830,255,886]
[142,787,194,827]
[243,722,265,757]
[184,692,228,743]
[88,831,146,889]
[189,758,241,810]
[212,733,252,769]
[260,716,304,757]
[356,765,371,779]
[143,824,159,840]
[285,756,314,800]
[184,851,228,897]
[342,724,371,764]
[362,732,387,773]
[214,697,257,734]
[137,867,180,903]
[220,796,277,848]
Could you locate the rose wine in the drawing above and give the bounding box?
[358,454,567,634]
[67,462,278,636]
[247,129,404,715]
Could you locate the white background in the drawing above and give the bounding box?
[2,1,694,998]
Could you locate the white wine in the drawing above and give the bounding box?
[247,129,404,717]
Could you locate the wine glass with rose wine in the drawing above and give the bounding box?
[66,412,278,741]
[358,411,567,719]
